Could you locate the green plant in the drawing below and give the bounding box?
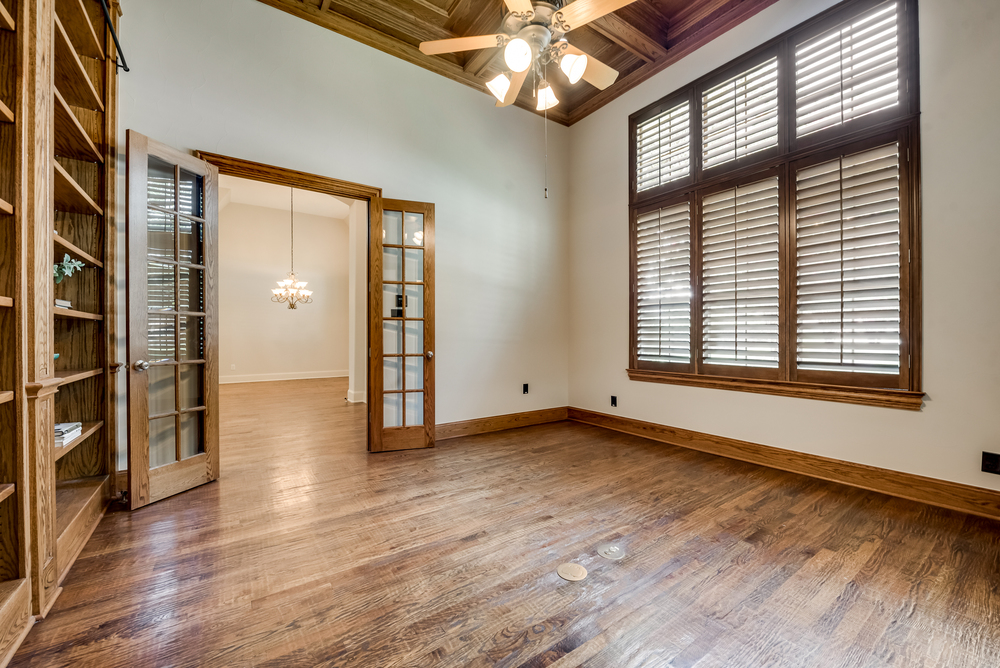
[53,254,85,284]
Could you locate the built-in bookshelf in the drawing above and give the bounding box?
[48,0,115,610]
[0,0,35,663]
[0,0,118,659]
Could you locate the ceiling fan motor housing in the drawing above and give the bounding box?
[502,2,566,43]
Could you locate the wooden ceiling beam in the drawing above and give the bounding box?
[566,0,779,124]
[589,13,667,63]
[326,0,456,43]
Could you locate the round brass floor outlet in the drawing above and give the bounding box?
[556,563,587,581]
[597,543,625,560]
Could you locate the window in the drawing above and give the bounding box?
[636,101,691,191]
[628,0,921,410]
[702,58,779,169]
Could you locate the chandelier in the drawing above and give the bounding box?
[271,187,313,309]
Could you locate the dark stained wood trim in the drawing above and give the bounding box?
[568,407,1000,521]
[196,151,382,201]
[436,407,569,440]
[626,368,924,410]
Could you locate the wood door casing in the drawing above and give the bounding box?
[368,198,435,453]
[126,130,219,509]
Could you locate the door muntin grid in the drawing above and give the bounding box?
[383,210,425,428]
[147,156,207,467]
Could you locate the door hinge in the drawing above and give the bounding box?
[908,354,911,368]
[908,249,911,263]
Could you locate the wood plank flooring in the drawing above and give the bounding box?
[11,378,1000,667]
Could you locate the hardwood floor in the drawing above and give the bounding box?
[11,378,1000,667]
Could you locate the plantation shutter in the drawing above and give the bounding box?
[636,102,691,192]
[636,202,692,364]
[701,177,781,368]
[795,1,900,137]
[795,142,901,374]
[702,58,779,170]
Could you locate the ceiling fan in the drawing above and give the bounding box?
[419,0,638,110]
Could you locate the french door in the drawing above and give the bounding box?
[125,131,219,509]
[369,199,436,452]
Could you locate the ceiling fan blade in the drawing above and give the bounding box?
[420,34,505,56]
[554,0,639,31]
[504,0,535,13]
[565,44,619,90]
[496,68,529,107]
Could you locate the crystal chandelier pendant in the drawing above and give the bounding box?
[271,188,314,309]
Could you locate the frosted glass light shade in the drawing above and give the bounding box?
[560,53,588,84]
[536,82,559,110]
[504,38,532,73]
[486,73,511,102]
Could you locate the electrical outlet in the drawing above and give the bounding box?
[230,364,236,370]
[983,452,1000,475]
[523,383,529,395]
[611,395,617,408]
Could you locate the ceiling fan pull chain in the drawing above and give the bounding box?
[544,62,549,199]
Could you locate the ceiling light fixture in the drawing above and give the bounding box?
[560,52,588,85]
[536,80,559,110]
[486,72,512,102]
[504,37,533,72]
[271,188,314,309]
[418,1,626,111]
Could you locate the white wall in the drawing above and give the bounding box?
[219,202,349,383]
[119,0,571,427]
[567,0,1000,491]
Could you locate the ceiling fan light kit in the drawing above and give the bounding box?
[419,0,628,112]
[486,73,512,102]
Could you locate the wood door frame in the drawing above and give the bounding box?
[194,151,383,444]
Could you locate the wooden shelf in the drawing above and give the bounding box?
[0,197,11,215]
[54,233,103,268]
[0,391,12,405]
[55,0,104,60]
[0,2,14,32]
[0,98,12,123]
[54,161,103,215]
[0,484,14,505]
[55,474,109,580]
[0,296,11,308]
[55,474,107,541]
[56,368,103,387]
[54,88,103,163]
[54,421,104,462]
[53,14,104,111]
[54,307,103,321]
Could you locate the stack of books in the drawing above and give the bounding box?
[55,422,82,447]
[54,299,72,310]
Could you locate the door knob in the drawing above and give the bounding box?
[134,360,150,371]
[426,351,434,360]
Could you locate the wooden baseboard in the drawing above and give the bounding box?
[436,407,569,441]
[568,407,1000,522]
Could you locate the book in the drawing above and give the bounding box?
[54,299,72,309]
[55,430,82,447]
[54,422,82,435]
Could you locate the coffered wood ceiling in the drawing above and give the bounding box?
[256,0,779,125]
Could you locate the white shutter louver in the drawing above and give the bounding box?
[701,178,781,368]
[795,143,901,375]
[702,58,779,170]
[795,2,899,137]
[636,102,691,192]
[636,202,692,364]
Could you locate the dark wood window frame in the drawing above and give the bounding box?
[627,0,924,410]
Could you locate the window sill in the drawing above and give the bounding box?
[626,368,924,411]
